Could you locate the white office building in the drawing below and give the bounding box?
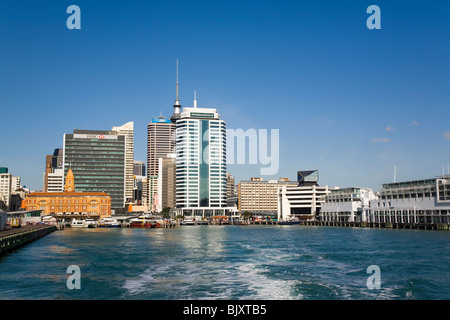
[0,172,11,209]
[44,169,64,192]
[112,121,134,204]
[277,170,337,221]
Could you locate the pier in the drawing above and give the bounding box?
[0,225,57,255]
[304,220,450,230]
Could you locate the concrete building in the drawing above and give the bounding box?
[277,170,337,221]
[45,169,64,192]
[147,115,175,211]
[157,154,176,211]
[43,148,63,192]
[238,178,297,215]
[0,170,11,209]
[133,160,146,176]
[63,129,125,212]
[368,175,450,225]
[320,187,377,222]
[112,122,134,204]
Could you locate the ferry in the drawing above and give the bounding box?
[181,216,195,225]
[129,216,158,228]
[85,219,98,228]
[70,219,88,228]
[98,217,120,228]
[278,217,300,225]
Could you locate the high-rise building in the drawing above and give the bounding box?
[133,161,146,176]
[43,148,63,192]
[63,129,125,211]
[0,168,22,211]
[157,154,176,211]
[0,170,11,209]
[147,116,175,211]
[112,121,134,204]
[175,97,230,217]
[45,169,64,192]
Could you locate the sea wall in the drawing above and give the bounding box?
[0,225,56,255]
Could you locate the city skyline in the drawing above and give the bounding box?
[1,1,449,191]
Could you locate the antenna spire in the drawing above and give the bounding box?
[175,59,180,105]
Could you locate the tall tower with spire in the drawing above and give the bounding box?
[170,59,182,123]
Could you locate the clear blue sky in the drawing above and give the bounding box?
[1,0,449,191]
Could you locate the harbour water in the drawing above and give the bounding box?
[0,225,449,300]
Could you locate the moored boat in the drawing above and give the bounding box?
[98,217,120,228]
[70,219,88,228]
[129,216,158,228]
[85,219,98,228]
[181,216,195,225]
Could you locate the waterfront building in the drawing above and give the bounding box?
[175,96,233,217]
[238,178,297,215]
[147,115,175,211]
[368,175,450,225]
[63,129,125,212]
[277,170,337,221]
[111,122,134,204]
[319,187,377,222]
[24,169,111,218]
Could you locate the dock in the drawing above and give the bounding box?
[304,220,450,230]
[0,225,57,255]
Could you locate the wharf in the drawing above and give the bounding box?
[304,221,450,230]
[0,225,57,255]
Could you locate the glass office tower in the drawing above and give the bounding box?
[63,130,125,211]
[175,106,228,216]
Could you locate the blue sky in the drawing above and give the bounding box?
[0,0,449,191]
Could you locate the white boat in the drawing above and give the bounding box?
[181,216,195,225]
[85,219,98,228]
[98,217,120,228]
[70,219,88,228]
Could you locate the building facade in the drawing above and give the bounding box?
[45,169,64,192]
[368,176,450,225]
[320,187,377,222]
[0,170,11,210]
[43,148,63,192]
[63,129,125,211]
[238,178,297,214]
[133,160,146,176]
[24,169,111,218]
[147,116,176,211]
[277,170,337,221]
[175,105,230,217]
[111,122,134,204]
[157,155,176,211]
